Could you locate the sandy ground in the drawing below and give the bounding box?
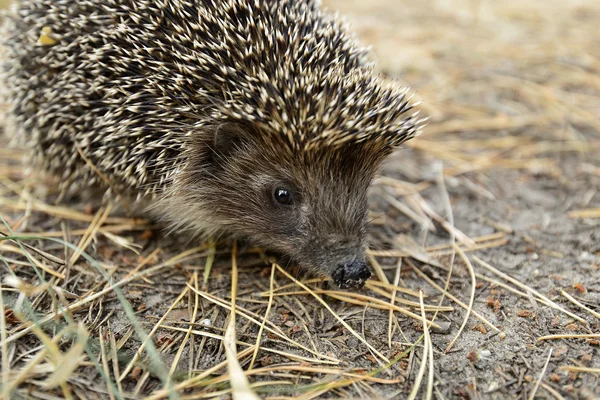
[324,0,600,398]
[1,0,599,399]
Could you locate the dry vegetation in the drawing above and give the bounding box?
[1,0,600,399]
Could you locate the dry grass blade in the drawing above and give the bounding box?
[383,193,434,231]
[109,329,124,397]
[367,232,508,258]
[118,281,190,382]
[410,193,476,248]
[3,234,179,398]
[16,224,154,238]
[263,277,421,297]
[263,277,427,300]
[445,244,477,352]
[223,242,260,400]
[528,348,553,400]
[407,290,430,400]
[540,383,566,400]
[292,341,419,400]
[247,365,402,384]
[559,366,600,374]
[429,164,456,333]
[0,196,144,225]
[427,238,509,258]
[410,263,501,333]
[423,114,552,136]
[99,328,116,400]
[568,208,600,218]
[1,261,169,347]
[0,230,65,265]
[5,311,87,397]
[560,289,600,320]
[181,364,403,390]
[159,323,332,364]
[101,230,142,253]
[0,243,65,279]
[367,282,453,311]
[374,176,429,196]
[388,259,402,348]
[261,287,445,328]
[69,205,112,266]
[0,282,10,400]
[367,250,391,285]
[202,239,216,284]
[538,334,600,341]
[144,347,256,400]
[472,256,587,324]
[275,264,390,365]
[423,291,434,400]
[186,284,338,363]
[249,263,275,370]
[44,323,89,390]
[178,381,294,400]
[169,273,200,377]
[8,340,53,395]
[364,280,420,297]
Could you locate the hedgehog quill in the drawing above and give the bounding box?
[1,0,423,289]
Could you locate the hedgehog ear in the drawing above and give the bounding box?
[212,122,250,159]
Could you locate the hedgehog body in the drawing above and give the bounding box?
[2,0,422,287]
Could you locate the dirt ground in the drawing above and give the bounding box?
[1,0,599,399]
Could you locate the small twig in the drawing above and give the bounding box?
[558,366,600,374]
[560,289,600,320]
[528,348,553,400]
[538,333,600,341]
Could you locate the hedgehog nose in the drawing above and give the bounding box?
[331,259,371,289]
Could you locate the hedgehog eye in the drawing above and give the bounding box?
[273,187,293,206]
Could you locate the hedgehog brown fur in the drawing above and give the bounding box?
[1,0,423,288]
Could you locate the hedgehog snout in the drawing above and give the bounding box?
[331,259,371,289]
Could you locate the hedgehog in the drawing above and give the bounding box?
[1,0,423,289]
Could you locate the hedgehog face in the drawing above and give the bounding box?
[258,174,373,289]
[183,123,390,289]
